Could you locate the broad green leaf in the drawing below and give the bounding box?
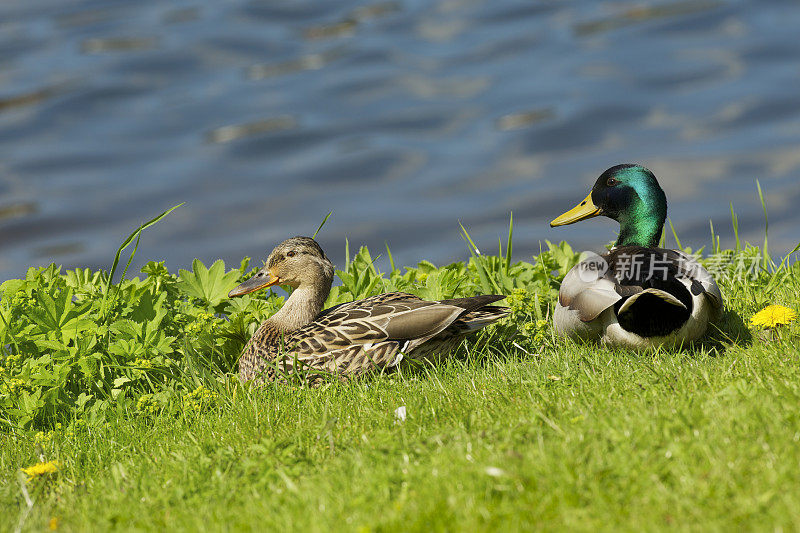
[33,339,68,352]
[111,319,142,339]
[177,259,241,307]
[0,278,26,298]
[27,286,95,338]
[113,376,132,388]
[130,290,168,326]
[78,353,102,378]
[76,392,93,410]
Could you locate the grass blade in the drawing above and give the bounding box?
[756,180,771,270]
[777,241,800,272]
[312,211,333,239]
[709,219,716,255]
[103,232,144,327]
[459,221,500,294]
[505,212,513,276]
[119,232,142,288]
[730,202,740,252]
[385,242,396,273]
[459,220,481,254]
[101,203,183,317]
[667,218,683,251]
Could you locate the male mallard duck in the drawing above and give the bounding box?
[228,236,509,384]
[549,164,723,348]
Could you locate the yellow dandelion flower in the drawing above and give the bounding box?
[751,305,797,328]
[22,460,59,479]
[49,517,60,531]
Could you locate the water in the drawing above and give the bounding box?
[1,0,799,280]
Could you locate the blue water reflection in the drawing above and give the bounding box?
[0,0,798,279]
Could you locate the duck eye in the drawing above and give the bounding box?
[606,177,618,187]
[286,251,296,258]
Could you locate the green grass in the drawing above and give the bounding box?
[5,330,800,531]
[1,210,800,531]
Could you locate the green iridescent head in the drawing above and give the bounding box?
[550,164,667,247]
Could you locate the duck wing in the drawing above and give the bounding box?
[606,246,723,336]
[559,248,723,331]
[672,249,723,313]
[287,292,507,374]
[312,291,424,320]
[558,252,623,323]
[608,247,722,306]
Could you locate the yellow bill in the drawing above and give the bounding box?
[550,192,602,227]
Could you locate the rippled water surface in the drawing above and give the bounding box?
[1,0,799,278]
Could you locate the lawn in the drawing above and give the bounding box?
[1,215,799,531]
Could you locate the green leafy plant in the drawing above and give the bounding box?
[1,197,798,432]
[178,259,241,310]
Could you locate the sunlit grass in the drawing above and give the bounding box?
[1,204,799,530]
[4,326,800,530]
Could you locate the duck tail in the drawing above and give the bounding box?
[615,288,691,337]
[455,305,510,332]
[438,294,507,312]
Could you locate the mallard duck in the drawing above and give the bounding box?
[228,236,509,384]
[549,164,723,348]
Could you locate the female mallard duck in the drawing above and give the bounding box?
[549,164,723,348]
[228,236,509,384]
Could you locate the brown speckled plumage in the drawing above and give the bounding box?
[230,237,509,385]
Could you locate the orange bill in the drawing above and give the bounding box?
[228,269,281,297]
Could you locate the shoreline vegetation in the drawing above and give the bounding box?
[1,205,799,530]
